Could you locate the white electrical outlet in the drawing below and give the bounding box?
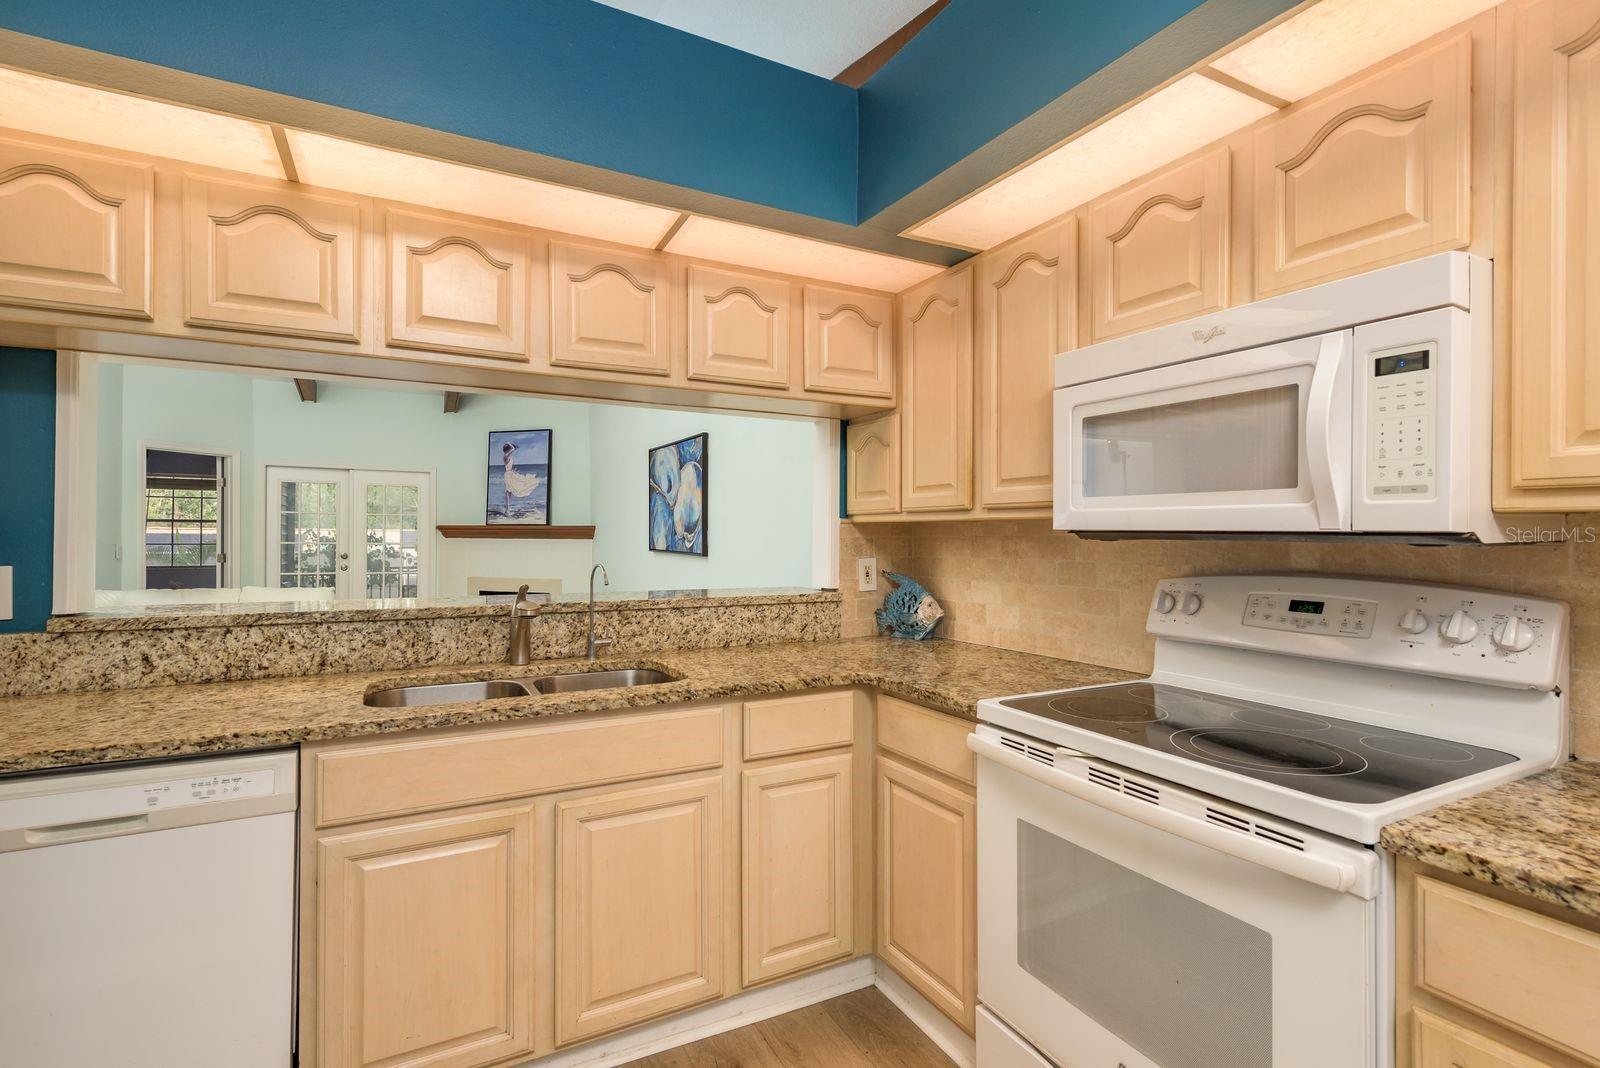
[0,566,12,621]
[857,557,878,593]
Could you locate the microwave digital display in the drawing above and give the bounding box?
[1374,350,1430,377]
[1288,599,1325,615]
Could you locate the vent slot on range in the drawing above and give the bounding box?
[999,736,1056,766]
[1205,806,1306,852]
[1086,764,1159,804]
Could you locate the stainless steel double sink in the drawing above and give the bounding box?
[364,668,675,707]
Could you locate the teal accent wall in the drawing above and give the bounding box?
[0,348,55,632]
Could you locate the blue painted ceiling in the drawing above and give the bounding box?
[0,0,1281,242]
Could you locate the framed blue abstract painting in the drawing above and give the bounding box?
[648,433,706,555]
[486,429,552,524]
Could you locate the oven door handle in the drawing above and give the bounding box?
[968,734,1376,898]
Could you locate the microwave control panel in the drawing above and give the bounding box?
[1365,341,1437,499]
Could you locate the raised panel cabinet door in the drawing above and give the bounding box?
[900,267,974,512]
[184,175,364,341]
[316,805,535,1068]
[1503,0,1600,506]
[803,285,895,397]
[845,411,901,516]
[549,240,672,376]
[977,219,1076,509]
[686,264,791,388]
[1412,1009,1556,1068]
[876,754,976,1034]
[385,208,529,360]
[555,775,723,1045]
[0,137,152,318]
[1089,147,1229,341]
[742,753,854,985]
[1253,32,1471,298]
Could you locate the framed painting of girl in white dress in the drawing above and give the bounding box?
[486,429,552,525]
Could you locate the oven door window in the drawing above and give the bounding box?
[1017,820,1273,1068]
[1082,383,1300,498]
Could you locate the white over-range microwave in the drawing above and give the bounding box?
[1054,253,1520,543]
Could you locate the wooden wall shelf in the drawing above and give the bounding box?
[436,525,596,540]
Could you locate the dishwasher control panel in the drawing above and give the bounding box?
[137,768,278,810]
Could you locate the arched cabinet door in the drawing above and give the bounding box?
[549,240,673,376]
[1253,32,1471,298]
[184,174,364,341]
[977,219,1076,509]
[0,137,152,319]
[803,285,895,398]
[686,264,792,389]
[846,411,901,516]
[1088,147,1228,342]
[385,208,529,361]
[899,267,974,512]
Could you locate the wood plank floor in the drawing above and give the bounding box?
[624,987,956,1068]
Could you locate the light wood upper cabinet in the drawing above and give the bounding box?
[899,267,974,512]
[803,285,895,397]
[977,219,1075,509]
[742,753,854,985]
[555,775,723,1046]
[845,410,901,516]
[1089,148,1229,341]
[1253,32,1471,298]
[384,208,528,361]
[316,805,535,1068]
[876,753,976,1034]
[1500,0,1600,511]
[686,264,791,389]
[0,138,152,319]
[549,240,672,376]
[184,175,364,341]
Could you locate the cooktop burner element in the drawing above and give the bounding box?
[999,680,1516,804]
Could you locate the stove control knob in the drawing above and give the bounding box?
[1155,591,1178,614]
[1491,617,1536,653]
[1397,608,1430,635]
[1181,592,1204,616]
[1438,610,1480,645]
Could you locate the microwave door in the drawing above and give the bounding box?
[1055,331,1352,533]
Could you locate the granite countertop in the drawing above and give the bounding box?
[1382,761,1600,918]
[0,637,1135,774]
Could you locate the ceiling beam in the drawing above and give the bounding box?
[293,378,317,403]
[269,123,301,182]
[443,391,463,414]
[834,1,949,89]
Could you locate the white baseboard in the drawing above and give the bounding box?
[873,964,978,1068]
[513,957,876,1068]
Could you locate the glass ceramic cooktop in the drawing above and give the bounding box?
[999,681,1516,804]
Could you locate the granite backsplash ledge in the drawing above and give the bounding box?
[0,592,841,698]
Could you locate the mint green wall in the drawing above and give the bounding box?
[587,404,814,592]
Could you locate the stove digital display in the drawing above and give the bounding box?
[1288,598,1325,615]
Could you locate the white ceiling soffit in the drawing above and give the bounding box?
[907,73,1277,252]
[904,0,1502,253]
[0,65,283,178]
[284,130,681,247]
[666,215,943,292]
[588,0,930,78]
[1210,0,1502,101]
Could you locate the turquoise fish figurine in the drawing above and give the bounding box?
[875,572,945,640]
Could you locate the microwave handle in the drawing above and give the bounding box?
[968,733,1377,898]
[1304,331,1352,529]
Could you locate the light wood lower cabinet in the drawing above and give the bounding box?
[876,752,977,1034]
[316,805,536,1068]
[1414,1008,1557,1068]
[899,266,974,512]
[742,752,854,985]
[555,775,724,1046]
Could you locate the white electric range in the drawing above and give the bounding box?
[969,574,1569,1068]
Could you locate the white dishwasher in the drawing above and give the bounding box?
[0,750,297,1067]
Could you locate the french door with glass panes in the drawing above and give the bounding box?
[264,466,433,600]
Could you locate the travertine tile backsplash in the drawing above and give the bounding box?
[842,519,1600,758]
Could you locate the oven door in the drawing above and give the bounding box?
[971,730,1385,1068]
[1055,331,1352,532]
